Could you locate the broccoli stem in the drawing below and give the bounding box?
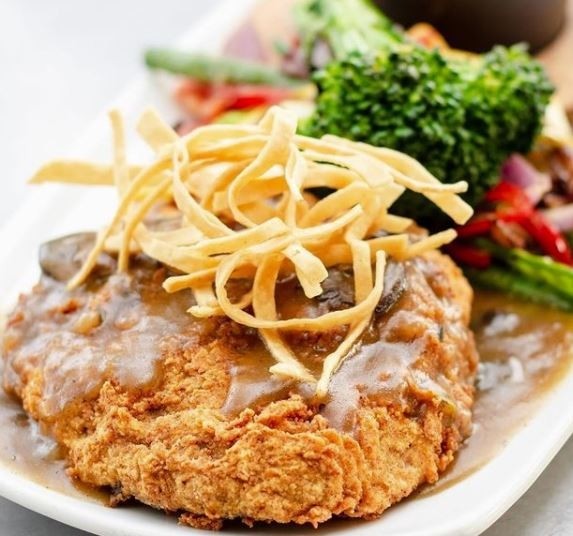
[145,49,302,87]
[294,0,403,64]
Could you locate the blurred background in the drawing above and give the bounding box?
[0,1,572,535]
[0,1,213,227]
[378,0,567,53]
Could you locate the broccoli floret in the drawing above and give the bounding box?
[297,0,554,221]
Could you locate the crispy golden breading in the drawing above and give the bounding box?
[2,236,477,529]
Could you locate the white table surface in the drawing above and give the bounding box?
[0,1,572,535]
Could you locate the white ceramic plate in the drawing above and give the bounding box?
[1,1,573,535]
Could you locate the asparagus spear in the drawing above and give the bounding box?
[477,239,573,300]
[467,239,573,310]
[507,248,573,300]
[466,266,573,312]
[145,48,302,87]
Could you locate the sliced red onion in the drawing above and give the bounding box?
[223,21,266,62]
[501,154,551,206]
[310,39,333,69]
[281,45,310,79]
[541,204,573,232]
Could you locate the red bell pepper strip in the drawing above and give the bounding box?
[485,182,532,213]
[446,243,492,269]
[222,85,295,110]
[513,212,573,265]
[456,216,495,238]
[175,80,295,121]
[484,181,573,265]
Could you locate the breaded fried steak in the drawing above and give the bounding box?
[2,233,477,529]
[3,105,480,529]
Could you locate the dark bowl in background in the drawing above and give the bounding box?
[375,0,567,52]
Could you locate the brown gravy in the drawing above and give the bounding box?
[423,291,573,494]
[221,259,454,435]
[0,375,106,501]
[2,235,202,417]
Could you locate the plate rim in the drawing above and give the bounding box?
[1,1,573,535]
